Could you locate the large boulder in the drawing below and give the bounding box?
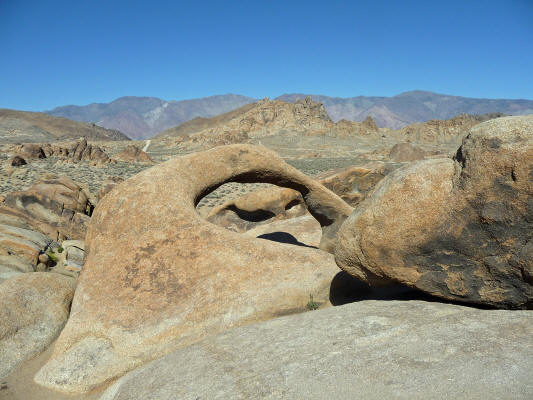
[113,144,153,163]
[388,142,427,162]
[0,272,76,380]
[335,116,533,309]
[35,144,353,393]
[317,162,396,206]
[0,176,93,240]
[98,300,533,400]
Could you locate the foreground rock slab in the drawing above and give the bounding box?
[98,300,533,400]
[36,144,353,393]
[0,272,75,380]
[335,116,533,308]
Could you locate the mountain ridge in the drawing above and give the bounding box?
[46,91,533,139]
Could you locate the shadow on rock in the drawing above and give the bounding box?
[329,271,496,309]
[256,231,318,249]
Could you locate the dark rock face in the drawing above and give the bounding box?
[10,156,27,166]
[335,116,533,309]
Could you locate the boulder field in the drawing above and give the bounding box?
[35,144,354,393]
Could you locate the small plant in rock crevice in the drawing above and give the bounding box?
[306,294,319,311]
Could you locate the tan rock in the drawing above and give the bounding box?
[317,162,394,206]
[388,142,427,162]
[17,138,112,166]
[16,143,46,159]
[36,145,352,392]
[35,144,352,393]
[335,116,533,308]
[0,224,53,281]
[0,272,75,379]
[207,187,305,231]
[245,215,322,248]
[113,144,153,163]
[0,176,93,240]
[97,176,125,202]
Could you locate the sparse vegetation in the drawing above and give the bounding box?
[47,251,58,263]
[306,294,319,311]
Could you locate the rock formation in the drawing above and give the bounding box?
[9,155,27,166]
[0,272,75,380]
[206,162,396,232]
[113,144,153,163]
[35,144,353,393]
[0,176,94,241]
[388,142,427,162]
[397,112,506,143]
[157,97,381,145]
[206,187,305,232]
[97,176,125,202]
[317,162,395,206]
[16,138,111,166]
[335,116,533,308]
[98,300,533,400]
[0,215,54,282]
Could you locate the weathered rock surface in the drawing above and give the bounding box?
[397,112,506,143]
[0,176,93,240]
[157,97,381,146]
[0,272,76,380]
[317,162,396,206]
[207,186,305,231]
[35,144,353,393]
[388,142,427,162]
[97,176,125,202]
[335,116,533,308]
[17,138,111,166]
[245,215,322,248]
[0,222,53,282]
[98,300,533,400]
[50,240,85,277]
[112,144,153,163]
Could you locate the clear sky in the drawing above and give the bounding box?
[1,0,532,111]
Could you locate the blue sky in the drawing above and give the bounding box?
[1,0,532,111]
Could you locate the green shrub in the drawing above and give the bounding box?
[57,246,64,253]
[306,294,319,311]
[47,251,58,263]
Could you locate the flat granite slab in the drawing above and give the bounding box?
[99,300,533,400]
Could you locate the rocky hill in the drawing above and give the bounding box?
[47,94,256,140]
[0,109,129,143]
[278,91,533,129]
[156,97,379,142]
[396,112,506,142]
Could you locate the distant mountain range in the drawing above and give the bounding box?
[47,95,255,140]
[0,108,129,143]
[46,91,533,139]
